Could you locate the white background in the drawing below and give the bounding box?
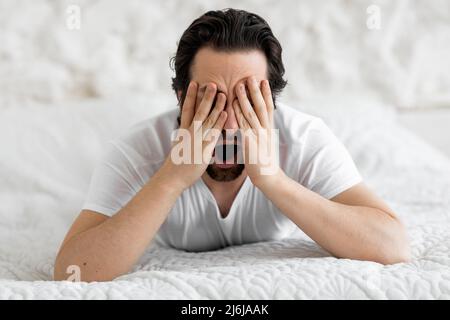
[1,0,449,110]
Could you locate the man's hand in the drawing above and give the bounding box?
[161,81,228,190]
[232,77,410,264]
[233,76,280,188]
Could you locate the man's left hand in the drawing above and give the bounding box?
[233,76,281,188]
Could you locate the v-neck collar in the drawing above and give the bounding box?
[197,175,252,226]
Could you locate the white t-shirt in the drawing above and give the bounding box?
[82,103,362,252]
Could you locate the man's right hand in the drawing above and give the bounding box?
[159,81,227,190]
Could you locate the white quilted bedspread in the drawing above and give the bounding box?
[0,96,449,299]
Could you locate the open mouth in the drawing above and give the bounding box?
[212,143,241,168]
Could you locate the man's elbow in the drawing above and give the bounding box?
[376,244,411,265]
[375,222,411,265]
[53,254,116,283]
[53,257,70,281]
[53,263,117,282]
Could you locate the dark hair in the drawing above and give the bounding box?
[170,8,287,107]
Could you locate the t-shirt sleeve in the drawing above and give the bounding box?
[81,139,143,217]
[298,119,363,199]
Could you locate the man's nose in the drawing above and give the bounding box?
[223,100,239,131]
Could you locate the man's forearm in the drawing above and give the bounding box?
[54,81,227,282]
[54,166,184,282]
[257,171,410,264]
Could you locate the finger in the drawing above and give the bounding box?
[232,99,251,130]
[235,82,262,129]
[202,92,226,131]
[180,81,197,129]
[195,86,206,113]
[193,83,217,123]
[233,99,255,163]
[203,111,228,149]
[261,80,274,124]
[247,76,269,127]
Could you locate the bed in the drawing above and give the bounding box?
[0,94,449,299]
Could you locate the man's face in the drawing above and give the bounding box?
[188,47,269,182]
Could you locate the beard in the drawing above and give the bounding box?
[206,141,245,182]
[206,163,245,182]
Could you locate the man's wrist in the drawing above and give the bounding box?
[152,162,189,195]
[252,167,287,192]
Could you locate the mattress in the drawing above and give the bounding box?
[0,96,449,299]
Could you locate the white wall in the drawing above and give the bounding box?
[1,0,449,110]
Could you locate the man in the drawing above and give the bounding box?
[54,9,410,282]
